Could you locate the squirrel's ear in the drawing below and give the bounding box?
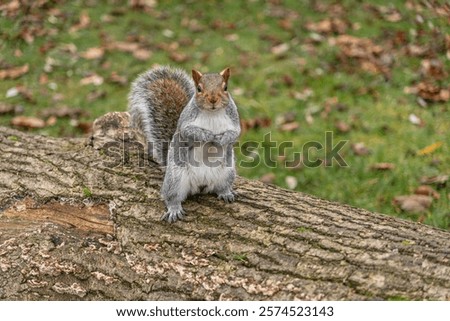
[192,69,203,86]
[220,67,230,83]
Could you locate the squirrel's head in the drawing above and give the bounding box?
[192,68,231,111]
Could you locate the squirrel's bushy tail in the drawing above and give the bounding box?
[128,66,195,165]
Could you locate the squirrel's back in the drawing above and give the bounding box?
[128,66,195,164]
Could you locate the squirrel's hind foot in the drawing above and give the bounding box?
[161,206,186,223]
[218,191,237,203]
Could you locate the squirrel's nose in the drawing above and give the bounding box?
[210,97,217,104]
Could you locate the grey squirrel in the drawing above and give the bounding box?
[128,66,241,222]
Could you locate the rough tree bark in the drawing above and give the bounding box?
[0,112,449,301]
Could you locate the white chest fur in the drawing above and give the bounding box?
[191,109,234,134]
[180,109,235,194]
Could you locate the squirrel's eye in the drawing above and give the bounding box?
[197,86,202,93]
[224,85,228,91]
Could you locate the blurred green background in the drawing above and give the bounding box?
[0,0,448,229]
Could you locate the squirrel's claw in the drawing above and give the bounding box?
[218,192,236,203]
[161,207,186,223]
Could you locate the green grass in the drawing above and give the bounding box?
[0,0,448,229]
[232,253,248,263]
[82,186,92,198]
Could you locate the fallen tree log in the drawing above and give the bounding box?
[0,112,449,300]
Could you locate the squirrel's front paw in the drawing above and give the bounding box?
[217,130,238,146]
[212,133,222,145]
[161,206,186,223]
[203,131,217,144]
[218,191,236,203]
[213,132,230,146]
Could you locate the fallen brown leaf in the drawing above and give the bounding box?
[420,59,448,81]
[108,72,128,86]
[266,2,300,20]
[39,73,49,85]
[107,41,140,53]
[406,44,429,57]
[231,87,244,96]
[420,175,448,187]
[392,194,433,214]
[335,120,351,133]
[275,112,297,125]
[129,0,157,9]
[0,0,20,16]
[313,2,344,14]
[333,35,391,78]
[278,18,293,31]
[179,18,204,33]
[80,47,105,60]
[39,41,56,54]
[351,142,370,156]
[169,52,189,63]
[156,41,179,52]
[100,14,115,23]
[46,116,57,126]
[11,116,46,129]
[5,85,34,102]
[282,74,294,87]
[69,11,90,33]
[225,33,239,42]
[260,173,276,184]
[0,64,29,80]
[75,121,93,134]
[280,122,299,132]
[414,185,440,199]
[293,88,313,101]
[0,103,23,115]
[210,19,236,30]
[305,18,348,34]
[335,35,383,58]
[87,90,107,102]
[52,93,65,102]
[20,27,35,43]
[305,112,314,125]
[41,106,87,119]
[371,163,395,171]
[80,74,104,86]
[378,5,402,22]
[408,82,450,102]
[240,117,272,133]
[271,43,290,57]
[14,49,23,57]
[277,155,286,162]
[320,96,336,118]
[360,60,381,74]
[133,48,152,61]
